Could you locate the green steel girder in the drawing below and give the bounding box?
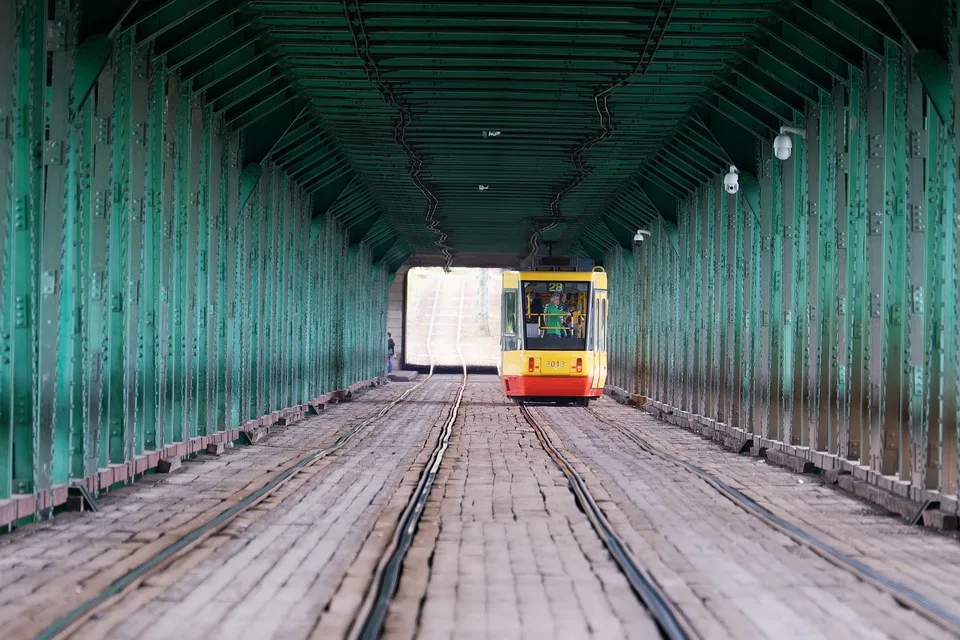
[876,0,950,57]
[73,35,113,113]
[152,8,251,59]
[771,7,866,69]
[792,0,886,58]
[164,18,259,72]
[133,0,240,46]
[733,53,820,105]
[185,41,277,89]
[312,174,355,218]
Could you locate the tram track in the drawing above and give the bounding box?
[346,277,468,640]
[583,404,960,638]
[518,402,698,640]
[35,282,453,640]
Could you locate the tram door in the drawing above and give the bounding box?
[591,288,608,392]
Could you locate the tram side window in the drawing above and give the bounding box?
[502,290,520,351]
[521,280,590,351]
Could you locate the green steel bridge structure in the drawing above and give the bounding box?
[2,0,960,526]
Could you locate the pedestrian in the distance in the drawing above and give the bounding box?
[387,332,395,374]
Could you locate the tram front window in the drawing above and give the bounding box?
[521,280,590,351]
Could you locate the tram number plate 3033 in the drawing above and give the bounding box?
[545,360,566,369]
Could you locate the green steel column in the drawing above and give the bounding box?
[68,26,93,482]
[346,246,358,386]
[688,193,701,414]
[262,167,277,413]
[159,74,179,447]
[833,79,853,459]
[741,192,759,433]
[278,178,291,409]
[905,53,932,487]
[208,117,225,434]
[275,170,288,407]
[85,53,112,480]
[224,135,240,430]
[725,186,740,427]
[291,191,303,405]
[795,120,811,447]
[885,46,909,478]
[837,67,870,463]
[125,41,148,461]
[779,122,802,447]
[865,51,894,474]
[9,0,46,496]
[639,231,650,395]
[192,107,211,436]
[167,85,189,444]
[712,180,726,422]
[681,200,694,413]
[810,88,838,453]
[247,180,263,421]
[306,217,322,400]
[0,0,16,499]
[42,0,78,495]
[330,218,340,392]
[141,54,165,453]
[698,187,711,417]
[925,111,947,491]
[671,233,682,408]
[334,231,345,391]
[656,219,667,401]
[317,216,328,395]
[104,31,130,467]
[184,99,202,439]
[944,6,960,497]
[296,191,307,401]
[756,146,775,440]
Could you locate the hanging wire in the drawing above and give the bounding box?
[342,0,453,268]
[531,0,678,261]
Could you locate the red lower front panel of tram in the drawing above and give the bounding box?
[501,375,602,398]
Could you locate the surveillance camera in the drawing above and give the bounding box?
[723,167,739,194]
[773,133,793,160]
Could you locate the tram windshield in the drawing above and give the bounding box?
[520,280,590,351]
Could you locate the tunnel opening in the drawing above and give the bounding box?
[403,267,502,372]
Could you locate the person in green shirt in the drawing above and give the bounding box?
[541,294,569,336]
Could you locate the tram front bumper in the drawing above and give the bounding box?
[501,375,601,398]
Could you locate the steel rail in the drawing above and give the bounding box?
[347,276,468,640]
[37,287,448,640]
[518,403,697,640]
[586,406,960,637]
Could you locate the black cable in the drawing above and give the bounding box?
[341,0,453,267]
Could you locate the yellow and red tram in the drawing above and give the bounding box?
[499,258,608,406]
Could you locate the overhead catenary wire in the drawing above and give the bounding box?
[341,0,453,268]
[528,0,678,261]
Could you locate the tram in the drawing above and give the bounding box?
[499,256,608,406]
